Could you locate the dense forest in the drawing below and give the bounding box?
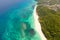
[36,6,60,40]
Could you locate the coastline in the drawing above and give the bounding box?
[33,5,47,40]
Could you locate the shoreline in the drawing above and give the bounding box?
[33,5,47,40]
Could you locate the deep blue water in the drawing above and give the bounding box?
[0,0,41,40]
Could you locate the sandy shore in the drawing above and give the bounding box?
[33,5,47,40]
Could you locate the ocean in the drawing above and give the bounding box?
[0,0,41,40]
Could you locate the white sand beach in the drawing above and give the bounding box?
[33,5,47,40]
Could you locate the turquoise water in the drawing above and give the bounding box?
[0,0,41,40]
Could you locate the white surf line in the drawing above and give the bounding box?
[33,5,47,40]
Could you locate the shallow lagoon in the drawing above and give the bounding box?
[0,0,41,40]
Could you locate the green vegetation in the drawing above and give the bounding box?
[36,0,60,5]
[37,6,60,40]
